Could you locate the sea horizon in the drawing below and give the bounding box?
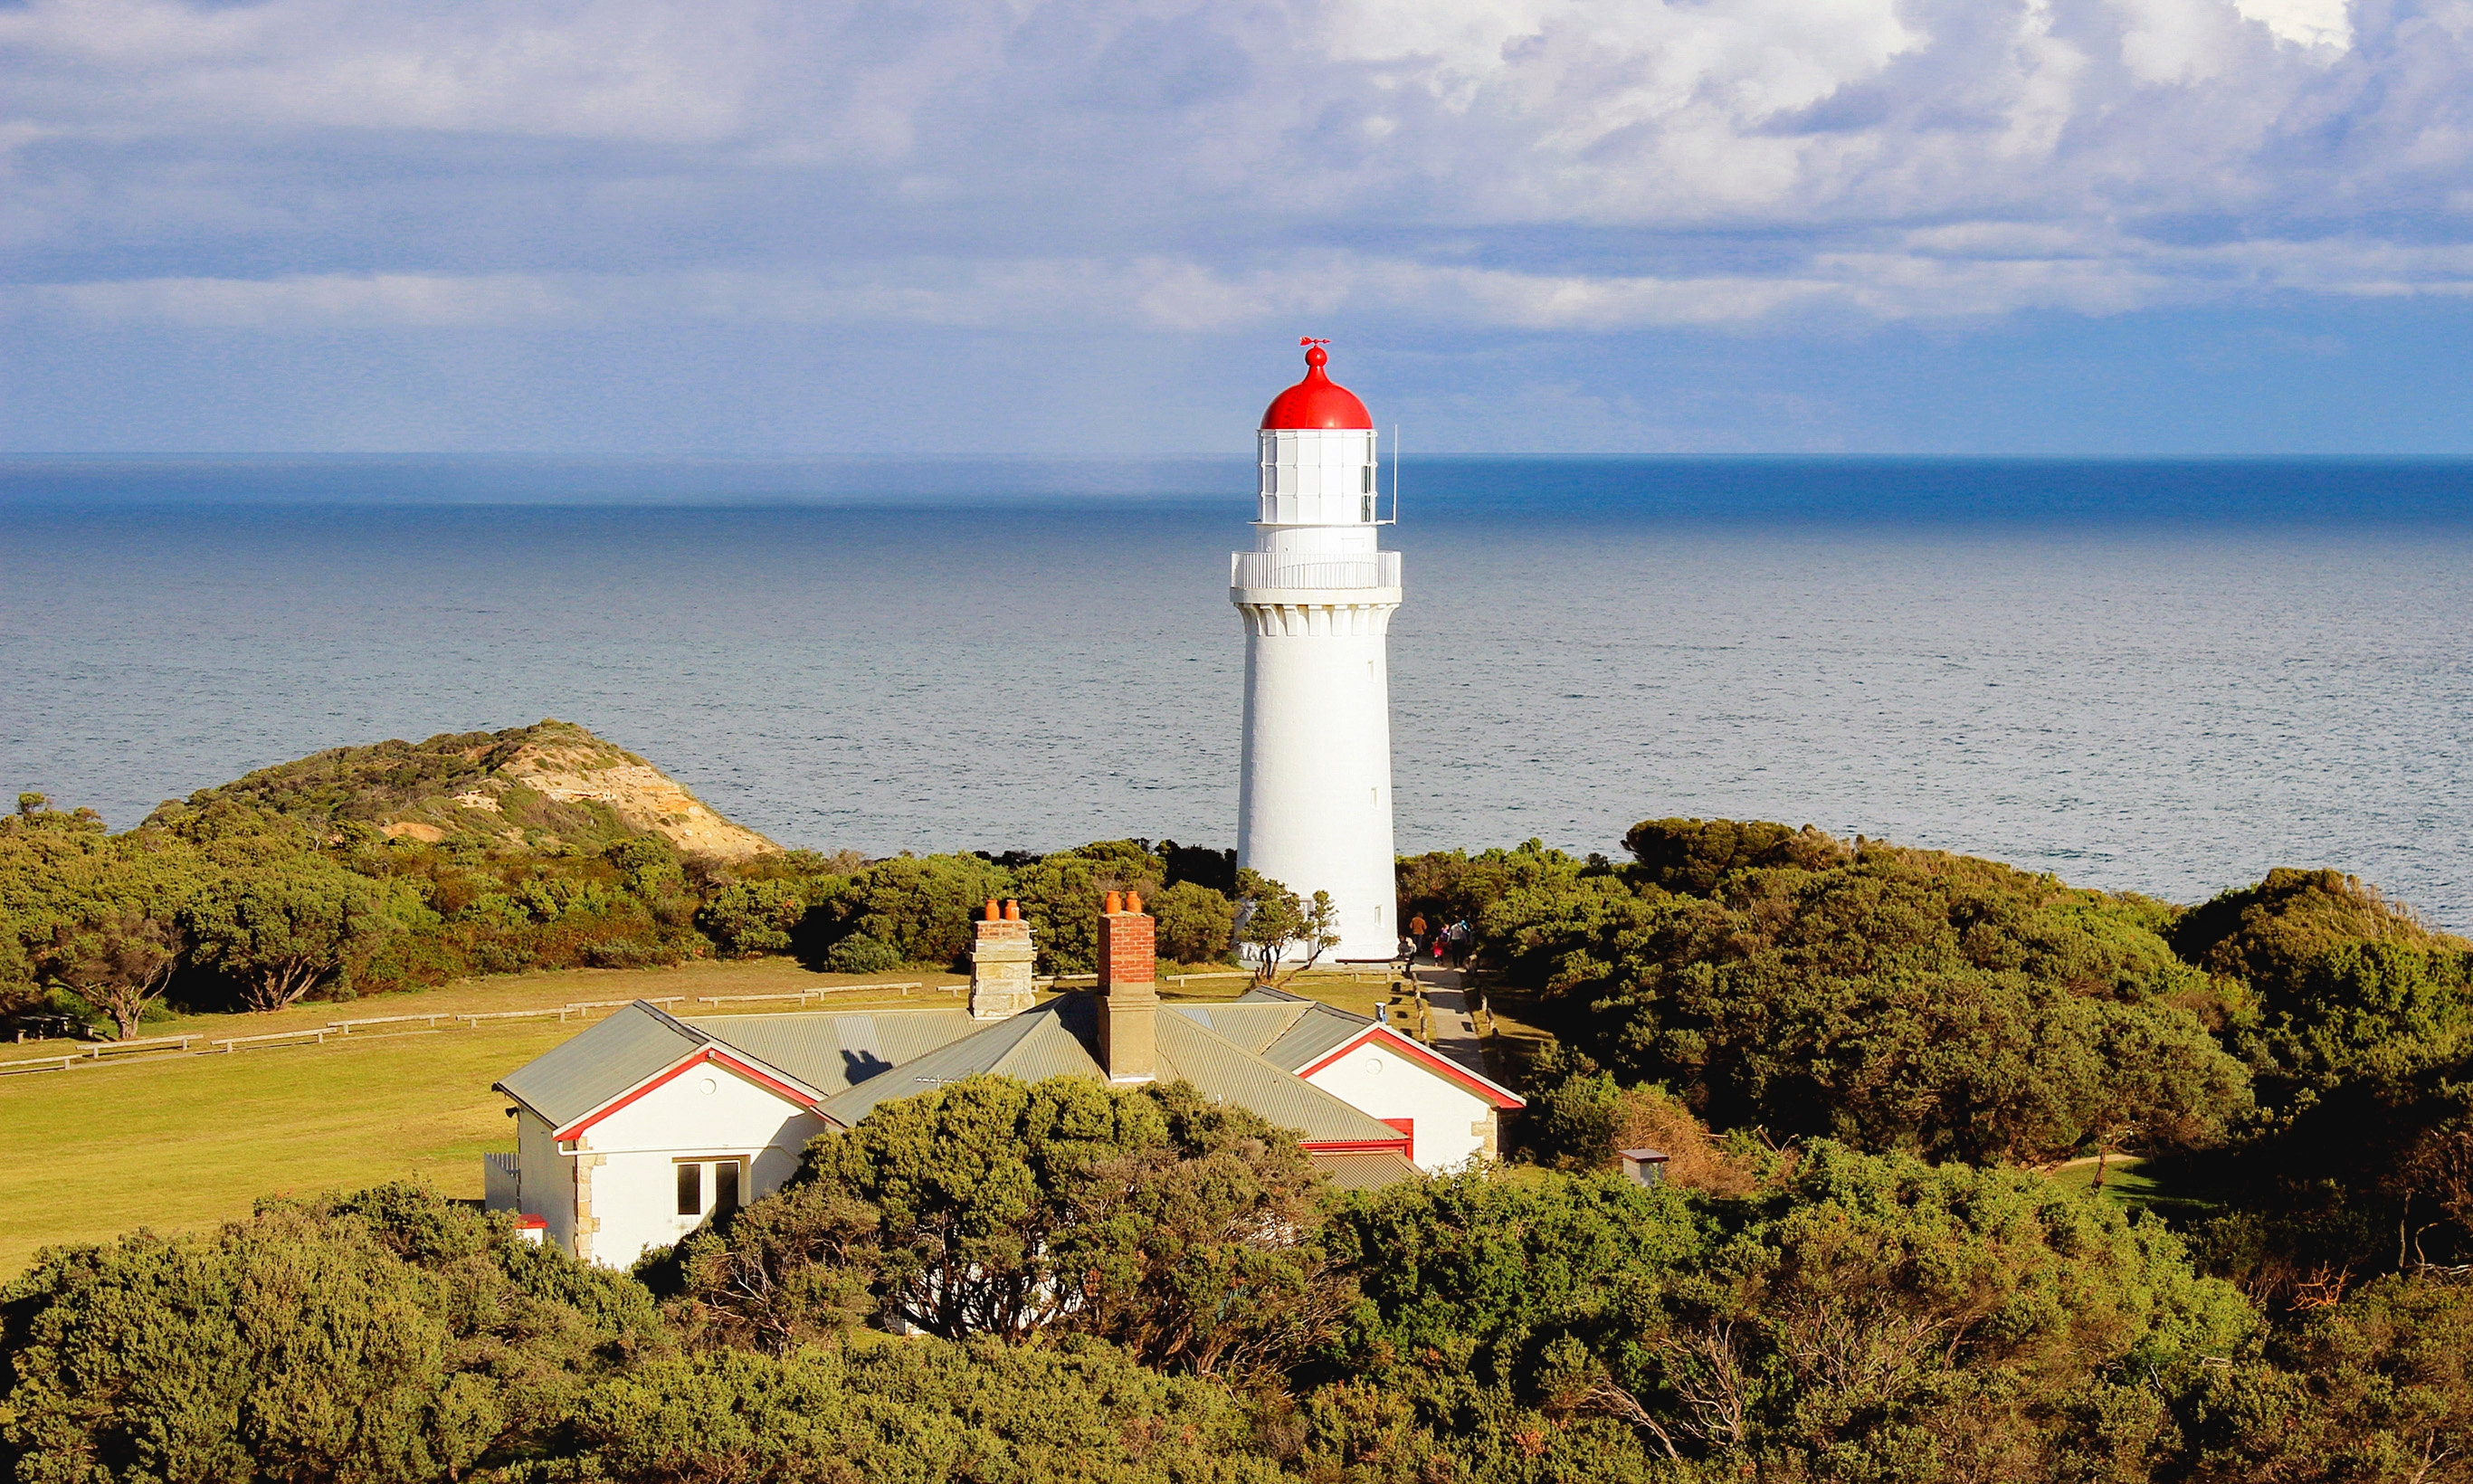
[6,452,2472,524]
[7,454,2468,931]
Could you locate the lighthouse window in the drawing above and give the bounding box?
[1362,466,1374,493]
[1361,495,1374,521]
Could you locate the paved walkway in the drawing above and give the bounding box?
[1406,964,1492,1080]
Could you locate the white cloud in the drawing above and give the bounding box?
[18,272,581,327]
[2233,0,2354,50]
[21,232,2471,338]
[0,0,2467,333]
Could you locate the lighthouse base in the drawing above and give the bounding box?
[1233,589,1401,966]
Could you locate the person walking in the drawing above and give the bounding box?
[1407,913,1428,956]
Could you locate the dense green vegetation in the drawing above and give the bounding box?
[11,728,2473,1477]
[2,733,1248,1036]
[9,1085,2472,1481]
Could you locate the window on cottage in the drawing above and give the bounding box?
[714,1159,742,1216]
[676,1162,701,1216]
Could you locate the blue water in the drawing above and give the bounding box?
[5,457,2468,929]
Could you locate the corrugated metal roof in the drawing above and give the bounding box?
[1310,1149,1422,1190]
[1214,985,1377,1070]
[804,994,1402,1146]
[1233,985,1308,1004]
[502,992,1410,1153]
[1152,1012,1403,1145]
[813,1000,1096,1127]
[1258,1004,1372,1070]
[493,1001,704,1127]
[687,1009,975,1098]
[1165,1001,1305,1053]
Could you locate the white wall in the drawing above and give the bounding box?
[558,1055,827,1269]
[1307,1037,1497,1172]
[1237,607,1400,961]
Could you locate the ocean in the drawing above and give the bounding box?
[4,456,2468,929]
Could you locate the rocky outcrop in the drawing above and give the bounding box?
[156,720,781,860]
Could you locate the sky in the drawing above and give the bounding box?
[3,0,2469,454]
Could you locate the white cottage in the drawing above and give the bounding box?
[488,899,1523,1268]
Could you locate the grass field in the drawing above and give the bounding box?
[0,959,1417,1276]
[2044,1155,2220,1220]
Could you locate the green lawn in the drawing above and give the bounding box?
[2046,1155,2220,1221]
[0,960,971,1276]
[0,959,1425,1276]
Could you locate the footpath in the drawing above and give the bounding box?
[1405,964,1495,1080]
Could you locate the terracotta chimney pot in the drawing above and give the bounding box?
[1003,899,1021,921]
[1096,899,1159,1083]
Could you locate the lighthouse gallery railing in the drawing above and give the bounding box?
[1230,550,1401,590]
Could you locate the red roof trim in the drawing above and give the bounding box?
[1296,1026,1527,1109]
[554,1046,820,1141]
[1302,1137,1413,1156]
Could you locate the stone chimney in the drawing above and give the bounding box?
[1096,890,1157,1083]
[969,899,1035,1021]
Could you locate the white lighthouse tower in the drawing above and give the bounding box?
[1232,341,1401,963]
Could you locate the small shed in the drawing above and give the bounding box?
[1618,1147,1670,1186]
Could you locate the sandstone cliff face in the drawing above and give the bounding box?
[490,739,776,860]
[160,720,781,861]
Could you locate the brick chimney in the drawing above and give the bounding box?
[1096,890,1157,1082]
[969,899,1035,1021]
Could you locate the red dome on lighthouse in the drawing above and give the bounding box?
[1260,342,1373,430]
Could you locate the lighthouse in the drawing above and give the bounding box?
[1232,341,1401,963]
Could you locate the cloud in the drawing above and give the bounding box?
[1,0,2468,337]
[21,233,2469,340]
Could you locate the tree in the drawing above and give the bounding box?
[817,852,1007,969]
[1149,879,1237,964]
[1491,820,2252,1164]
[182,860,390,1011]
[38,907,184,1041]
[0,1184,666,1484]
[567,1338,1283,1484]
[696,879,807,957]
[682,1075,1347,1377]
[1005,840,1164,975]
[1234,869,1340,985]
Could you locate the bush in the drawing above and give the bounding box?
[1328,1146,2257,1478]
[698,879,808,957]
[823,854,1009,969]
[1521,1069,1762,1194]
[0,1184,666,1483]
[1489,820,2252,1163]
[1149,879,1236,964]
[822,932,901,975]
[677,1076,1346,1378]
[568,1337,1282,1484]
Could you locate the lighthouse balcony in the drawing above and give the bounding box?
[1231,549,1401,592]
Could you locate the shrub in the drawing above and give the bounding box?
[0,1184,665,1483]
[822,932,901,975]
[1149,879,1236,964]
[678,1076,1346,1379]
[698,879,808,957]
